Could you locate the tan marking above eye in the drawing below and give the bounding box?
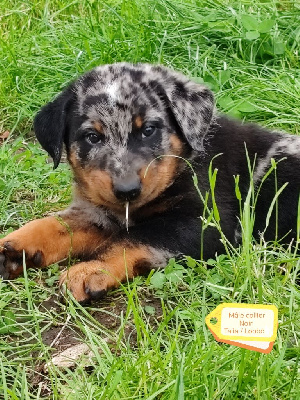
[133,115,143,129]
[93,121,104,134]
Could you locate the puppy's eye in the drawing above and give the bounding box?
[86,132,102,145]
[142,125,156,138]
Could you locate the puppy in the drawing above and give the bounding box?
[0,63,299,302]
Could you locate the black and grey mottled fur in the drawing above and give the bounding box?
[34,63,300,260]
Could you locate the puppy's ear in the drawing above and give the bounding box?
[160,68,215,151]
[34,87,74,168]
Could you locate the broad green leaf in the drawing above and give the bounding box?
[238,101,257,113]
[150,271,166,289]
[185,256,196,268]
[144,305,156,315]
[241,15,259,31]
[219,69,231,84]
[218,95,234,110]
[167,270,184,283]
[245,30,260,40]
[273,40,285,54]
[192,76,204,84]
[258,19,275,33]
[206,259,217,266]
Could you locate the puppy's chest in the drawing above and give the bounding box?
[61,192,189,234]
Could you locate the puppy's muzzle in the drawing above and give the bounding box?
[113,175,141,202]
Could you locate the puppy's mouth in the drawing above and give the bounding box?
[111,175,141,231]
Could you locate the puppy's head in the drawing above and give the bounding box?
[34,63,214,210]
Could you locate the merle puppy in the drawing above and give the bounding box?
[0,63,299,302]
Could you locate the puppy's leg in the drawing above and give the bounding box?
[0,216,105,279]
[59,215,224,302]
[59,242,170,302]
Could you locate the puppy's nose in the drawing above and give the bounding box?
[113,176,141,202]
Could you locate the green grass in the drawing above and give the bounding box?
[0,0,300,398]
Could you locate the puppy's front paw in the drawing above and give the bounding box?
[0,253,10,279]
[0,241,44,279]
[59,261,120,303]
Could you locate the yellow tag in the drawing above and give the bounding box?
[206,303,278,342]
